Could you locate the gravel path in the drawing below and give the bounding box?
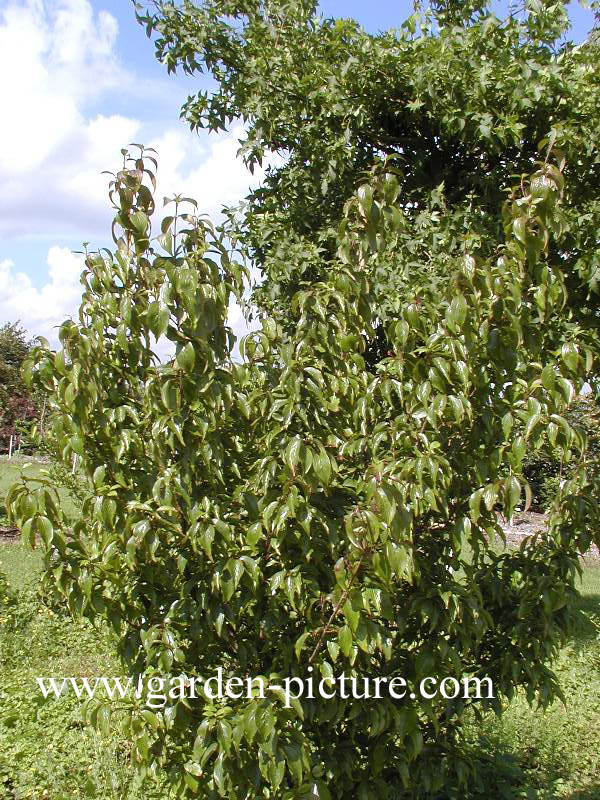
[497,511,600,562]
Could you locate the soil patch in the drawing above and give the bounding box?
[0,526,20,543]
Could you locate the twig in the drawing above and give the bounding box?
[308,554,364,665]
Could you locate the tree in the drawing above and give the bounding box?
[0,321,39,452]
[7,1,600,798]
[136,0,600,365]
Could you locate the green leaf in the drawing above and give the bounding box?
[284,437,303,472]
[131,210,149,234]
[561,342,579,372]
[177,341,196,372]
[505,475,521,516]
[313,450,332,484]
[447,293,467,327]
[338,625,353,657]
[541,364,556,390]
[357,185,373,218]
[184,762,203,777]
[483,484,498,511]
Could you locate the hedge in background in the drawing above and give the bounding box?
[524,395,600,510]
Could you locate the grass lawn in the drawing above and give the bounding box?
[0,459,44,585]
[0,458,30,496]
[1,457,600,798]
[461,561,600,800]
[0,459,41,517]
[0,562,159,799]
[0,458,168,799]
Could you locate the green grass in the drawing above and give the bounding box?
[0,458,168,799]
[0,457,74,590]
[0,458,45,589]
[456,561,600,800]
[0,458,36,496]
[580,560,600,596]
[0,459,34,528]
[2,541,600,800]
[0,541,41,590]
[0,541,169,800]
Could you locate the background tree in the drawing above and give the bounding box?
[137,0,600,369]
[0,321,40,452]
[524,393,600,509]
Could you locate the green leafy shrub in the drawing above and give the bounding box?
[539,475,562,511]
[0,503,9,529]
[6,137,600,800]
[44,445,92,513]
[522,451,560,511]
[524,395,600,510]
[6,0,600,794]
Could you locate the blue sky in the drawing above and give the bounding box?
[0,0,595,348]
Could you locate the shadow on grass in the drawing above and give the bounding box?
[432,739,600,800]
[463,745,532,800]
[564,786,600,800]
[570,593,600,648]
[451,737,563,800]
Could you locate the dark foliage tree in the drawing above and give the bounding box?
[137,0,600,363]
[0,322,39,452]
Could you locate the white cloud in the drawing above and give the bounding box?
[0,0,135,237]
[0,0,123,177]
[0,248,85,344]
[0,0,272,240]
[148,126,258,215]
[0,0,271,350]
[0,247,255,359]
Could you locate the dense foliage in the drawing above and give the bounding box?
[2,539,600,799]
[136,0,600,358]
[0,322,40,452]
[7,0,600,797]
[524,393,600,509]
[7,139,600,797]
